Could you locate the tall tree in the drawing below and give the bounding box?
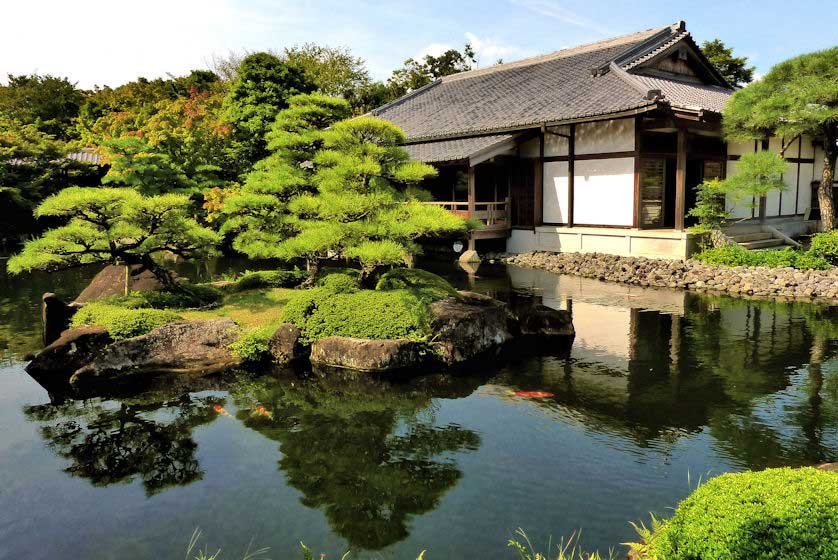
[387,44,476,98]
[0,74,86,139]
[222,52,315,169]
[723,47,838,231]
[7,187,220,289]
[701,39,755,88]
[283,43,370,98]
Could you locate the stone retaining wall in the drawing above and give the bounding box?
[497,252,838,301]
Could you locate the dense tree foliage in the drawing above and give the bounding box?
[7,187,220,289]
[0,74,86,139]
[700,39,755,88]
[283,43,370,98]
[222,95,466,280]
[387,43,476,98]
[723,47,838,231]
[221,52,315,166]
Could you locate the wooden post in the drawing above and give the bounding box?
[467,165,476,219]
[633,117,642,228]
[675,128,687,231]
[534,128,544,227]
[568,124,576,227]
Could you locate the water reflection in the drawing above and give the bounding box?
[230,372,482,550]
[24,390,224,495]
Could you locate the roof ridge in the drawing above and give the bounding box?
[440,22,679,83]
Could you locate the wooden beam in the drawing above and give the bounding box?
[568,124,575,227]
[534,129,544,227]
[674,128,687,231]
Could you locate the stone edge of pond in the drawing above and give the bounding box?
[494,251,838,302]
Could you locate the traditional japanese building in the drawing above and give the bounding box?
[374,21,827,259]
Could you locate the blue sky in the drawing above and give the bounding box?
[1,0,834,88]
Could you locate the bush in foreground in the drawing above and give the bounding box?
[809,230,838,265]
[631,467,838,560]
[692,245,831,270]
[71,303,182,340]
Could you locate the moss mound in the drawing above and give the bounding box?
[71,303,182,341]
[282,267,458,343]
[229,269,305,292]
[647,467,838,560]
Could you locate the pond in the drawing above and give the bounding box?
[0,258,836,560]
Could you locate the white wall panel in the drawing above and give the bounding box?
[798,163,814,213]
[727,140,754,157]
[575,119,634,154]
[543,161,569,223]
[765,186,781,217]
[781,164,799,215]
[573,158,634,226]
[726,161,752,219]
[800,135,815,159]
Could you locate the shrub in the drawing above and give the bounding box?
[280,287,430,343]
[315,267,361,286]
[71,303,182,340]
[638,468,838,560]
[228,327,273,362]
[96,284,223,310]
[693,245,831,270]
[375,268,458,303]
[809,231,838,265]
[318,272,360,294]
[232,269,306,291]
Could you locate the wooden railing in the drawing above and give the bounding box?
[422,197,511,229]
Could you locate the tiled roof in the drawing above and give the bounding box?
[374,21,733,142]
[403,134,516,163]
[635,75,731,113]
[67,149,102,164]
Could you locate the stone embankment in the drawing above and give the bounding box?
[497,252,838,300]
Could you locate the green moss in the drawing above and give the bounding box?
[105,284,223,310]
[375,268,458,303]
[315,267,361,286]
[228,327,273,362]
[693,245,831,270]
[71,303,182,340]
[646,468,838,560]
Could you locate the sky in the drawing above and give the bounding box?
[1,0,834,89]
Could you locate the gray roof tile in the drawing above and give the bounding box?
[635,75,731,113]
[403,134,516,163]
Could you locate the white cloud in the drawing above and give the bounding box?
[511,0,613,36]
[416,43,454,60]
[465,32,527,64]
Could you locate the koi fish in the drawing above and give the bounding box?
[514,391,554,398]
[213,405,230,417]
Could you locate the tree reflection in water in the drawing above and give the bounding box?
[230,372,482,551]
[24,391,224,495]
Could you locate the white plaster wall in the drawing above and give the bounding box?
[543,161,569,223]
[765,187,781,217]
[573,158,634,226]
[800,135,815,159]
[781,165,798,215]
[727,140,754,157]
[506,229,539,254]
[519,128,570,158]
[725,160,752,219]
[575,119,634,154]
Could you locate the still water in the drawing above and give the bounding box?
[0,259,836,559]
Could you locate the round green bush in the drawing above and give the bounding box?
[315,267,361,286]
[318,273,360,294]
[809,231,838,265]
[693,245,831,270]
[649,468,838,560]
[233,269,305,291]
[280,287,429,343]
[71,303,182,340]
[375,268,458,302]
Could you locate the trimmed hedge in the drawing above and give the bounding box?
[693,245,831,270]
[230,269,306,292]
[71,303,182,340]
[647,468,838,560]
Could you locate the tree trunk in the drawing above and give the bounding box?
[301,258,320,288]
[818,133,836,232]
[138,256,188,295]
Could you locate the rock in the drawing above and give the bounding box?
[817,462,838,473]
[268,323,307,366]
[310,337,425,372]
[26,326,113,381]
[69,318,241,386]
[74,264,174,304]
[515,304,575,339]
[41,293,81,345]
[429,291,513,365]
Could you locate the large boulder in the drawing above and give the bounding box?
[26,326,113,382]
[514,304,575,339]
[69,318,241,386]
[429,291,513,365]
[310,337,425,372]
[74,264,173,304]
[268,323,307,367]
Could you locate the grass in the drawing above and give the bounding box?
[181,288,296,331]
